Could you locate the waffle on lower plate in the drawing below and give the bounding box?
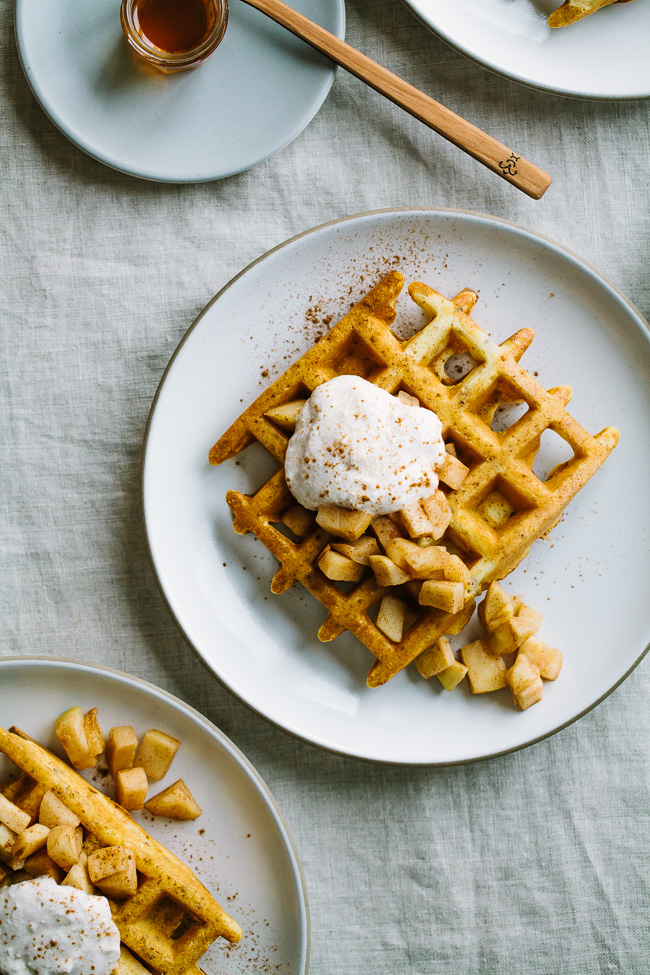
[210,271,618,687]
[548,0,634,27]
[0,726,242,975]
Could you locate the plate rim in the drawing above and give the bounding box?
[13,0,345,183]
[141,205,650,766]
[0,654,311,974]
[398,0,650,102]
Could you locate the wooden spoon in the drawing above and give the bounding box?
[239,0,551,199]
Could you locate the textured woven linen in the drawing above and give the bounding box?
[1,0,649,973]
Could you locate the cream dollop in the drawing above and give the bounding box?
[284,376,446,515]
[0,877,121,975]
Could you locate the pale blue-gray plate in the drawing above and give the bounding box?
[14,0,344,182]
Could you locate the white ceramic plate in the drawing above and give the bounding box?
[0,657,309,974]
[143,207,650,764]
[401,0,650,100]
[14,0,344,182]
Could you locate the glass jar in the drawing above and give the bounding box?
[120,0,228,74]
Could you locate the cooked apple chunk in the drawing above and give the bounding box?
[88,845,138,898]
[47,824,83,871]
[419,580,466,613]
[23,848,64,882]
[0,863,10,887]
[399,500,435,539]
[264,399,306,430]
[55,707,96,770]
[114,947,152,975]
[38,791,81,829]
[0,823,21,869]
[331,536,380,565]
[519,636,563,681]
[105,726,138,780]
[415,635,455,678]
[507,653,543,710]
[116,767,149,810]
[371,515,403,551]
[396,390,420,408]
[83,708,106,758]
[477,581,514,632]
[437,660,468,692]
[145,779,202,821]
[318,548,365,582]
[461,639,507,693]
[420,491,452,540]
[12,824,50,861]
[437,453,469,490]
[281,505,313,538]
[62,855,95,895]
[0,793,31,834]
[488,613,540,656]
[316,505,372,541]
[368,554,410,587]
[134,729,181,782]
[376,595,407,642]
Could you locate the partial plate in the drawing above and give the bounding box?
[14,0,344,182]
[400,0,650,100]
[0,657,309,975]
[143,207,650,764]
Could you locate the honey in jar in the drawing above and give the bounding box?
[121,0,228,72]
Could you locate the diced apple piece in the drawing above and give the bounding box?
[0,824,19,867]
[331,536,380,565]
[478,581,514,632]
[0,794,31,834]
[415,636,455,678]
[115,768,149,811]
[386,539,450,579]
[441,554,472,589]
[47,825,83,871]
[419,580,466,613]
[461,639,507,693]
[23,849,64,882]
[318,548,365,582]
[517,604,544,632]
[396,390,420,407]
[62,858,95,895]
[134,730,180,782]
[371,515,403,551]
[444,442,457,457]
[105,726,138,780]
[55,707,96,770]
[420,491,453,541]
[446,598,476,635]
[0,863,10,887]
[265,399,306,430]
[376,595,407,642]
[507,653,543,710]
[488,615,539,656]
[144,780,202,821]
[437,453,469,490]
[510,594,525,615]
[84,709,105,758]
[316,505,372,541]
[281,505,313,538]
[38,791,80,829]
[12,824,50,861]
[519,636,563,681]
[368,555,411,587]
[437,661,468,691]
[88,846,137,899]
[399,501,435,539]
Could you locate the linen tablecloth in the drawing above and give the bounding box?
[1,1,649,972]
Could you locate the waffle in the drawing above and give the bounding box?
[548,0,634,27]
[0,725,242,975]
[210,271,618,687]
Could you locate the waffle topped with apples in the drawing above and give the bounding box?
[210,271,618,689]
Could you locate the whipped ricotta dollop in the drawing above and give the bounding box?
[284,376,446,515]
[0,877,121,975]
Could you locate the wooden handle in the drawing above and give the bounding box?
[239,0,551,199]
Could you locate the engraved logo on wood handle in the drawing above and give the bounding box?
[498,153,521,176]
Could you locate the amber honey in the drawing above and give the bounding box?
[135,0,213,54]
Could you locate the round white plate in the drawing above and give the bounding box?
[0,657,309,974]
[401,0,650,100]
[14,0,344,182]
[143,207,650,764]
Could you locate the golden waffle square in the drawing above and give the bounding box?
[0,726,241,975]
[210,272,618,687]
[548,0,633,27]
